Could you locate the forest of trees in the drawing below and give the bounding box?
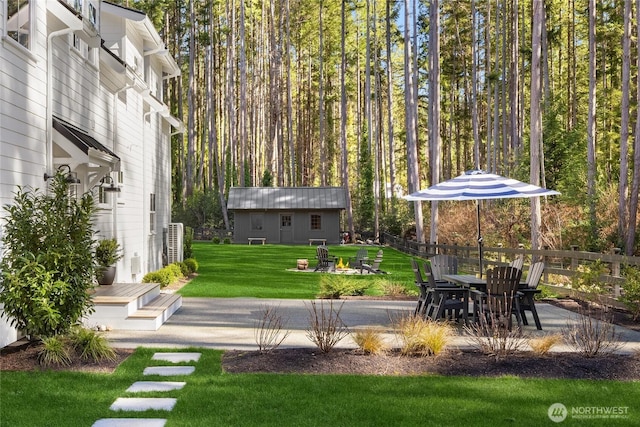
[119,0,639,256]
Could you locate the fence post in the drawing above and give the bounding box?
[570,245,579,270]
[612,248,622,297]
[497,243,503,263]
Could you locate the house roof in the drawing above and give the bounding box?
[228,187,347,210]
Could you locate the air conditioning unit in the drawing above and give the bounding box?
[168,223,184,264]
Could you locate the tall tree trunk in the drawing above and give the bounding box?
[238,0,248,185]
[471,0,480,169]
[319,0,326,186]
[405,0,424,243]
[341,0,355,242]
[627,0,640,256]
[429,0,441,245]
[386,0,396,212]
[619,0,631,244]
[186,0,196,196]
[587,0,597,245]
[530,0,543,252]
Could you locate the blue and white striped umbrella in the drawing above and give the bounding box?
[405,170,560,275]
[404,169,560,201]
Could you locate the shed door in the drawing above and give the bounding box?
[280,213,293,243]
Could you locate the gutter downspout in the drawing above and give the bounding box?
[46,28,77,176]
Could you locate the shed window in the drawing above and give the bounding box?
[310,214,322,230]
[251,214,263,230]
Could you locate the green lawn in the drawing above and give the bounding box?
[2,348,638,426]
[179,242,418,298]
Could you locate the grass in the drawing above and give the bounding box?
[2,347,638,426]
[179,242,417,298]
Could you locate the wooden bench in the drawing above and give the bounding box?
[248,237,266,245]
[309,238,327,246]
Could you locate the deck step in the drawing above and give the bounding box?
[85,283,181,331]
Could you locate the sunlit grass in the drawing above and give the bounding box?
[179,242,417,298]
[2,347,638,426]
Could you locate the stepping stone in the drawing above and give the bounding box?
[152,352,201,363]
[110,397,177,412]
[93,419,167,427]
[143,366,195,376]
[127,381,186,393]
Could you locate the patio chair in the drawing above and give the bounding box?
[517,261,544,330]
[429,254,458,284]
[314,245,336,272]
[349,248,369,272]
[361,250,386,274]
[411,259,431,316]
[423,262,468,323]
[473,266,523,330]
[508,255,524,271]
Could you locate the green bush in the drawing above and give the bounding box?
[69,327,115,362]
[223,237,231,244]
[177,262,190,276]
[184,226,194,258]
[142,270,172,287]
[620,266,640,321]
[212,236,220,244]
[184,258,199,274]
[166,263,184,281]
[0,174,97,338]
[38,335,72,367]
[317,275,370,298]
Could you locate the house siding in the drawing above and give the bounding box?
[0,2,182,348]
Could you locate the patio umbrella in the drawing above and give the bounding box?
[404,169,560,274]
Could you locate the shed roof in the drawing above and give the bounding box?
[228,187,347,210]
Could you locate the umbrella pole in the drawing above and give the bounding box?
[477,201,483,278]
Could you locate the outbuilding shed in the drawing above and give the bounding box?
[227,187,347,244]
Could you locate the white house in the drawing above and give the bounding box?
[0,1,183,347]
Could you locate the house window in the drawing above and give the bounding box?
[6,0,32,49]
[149,193,156,233]
[250,214,263,231]
[310,214,322,230]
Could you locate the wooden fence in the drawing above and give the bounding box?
[382,232,640,299]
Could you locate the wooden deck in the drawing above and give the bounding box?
[91,283,158,304]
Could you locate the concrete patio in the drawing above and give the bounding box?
[104,297,640,354]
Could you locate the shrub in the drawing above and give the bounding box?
[317,275,370,298]
[376,278,416,297]
[184,226,194,258]
[620,266,640,321]
[254,304,291,353]
[70,327,116,362]
[142,270,172,287]
[305,300,349,353]
[212,236,220,244]
[394,314,453,356]
[0,174,96,338]
[184,258,199,274]
[166,263,184,281]
[95,238,123,270]
[528,334,562,355]
[562,306,622,357]
[353,327,389,355]
[571,260,608,300]
[223,237,231,244]
[38,335,72,367]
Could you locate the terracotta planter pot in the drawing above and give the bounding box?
[98,266,117,285]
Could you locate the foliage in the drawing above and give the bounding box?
[171,188,224,230]
[183,257,199,274]
[261,169,273,187]
[142,263,184,288]
[94,238,123,269]
[352,327,389,355]
[394,314,454,356]
[0,175,97,338]
[254,304,291,353]
[528,334,562,355]
[69,327,116,362]
[355,140,374,232]
[305,300,349,353]
[317,275,370,298]
[619,266,640,321]
[212,236,220,244]
[38,335,72,367]
[223,237,231,244]
[571,260,608,300]
[184,226,194,259]
[562,306,622,357]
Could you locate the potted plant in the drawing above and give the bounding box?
[95,238,123,285]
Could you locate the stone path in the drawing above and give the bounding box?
[92,352,201,427]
